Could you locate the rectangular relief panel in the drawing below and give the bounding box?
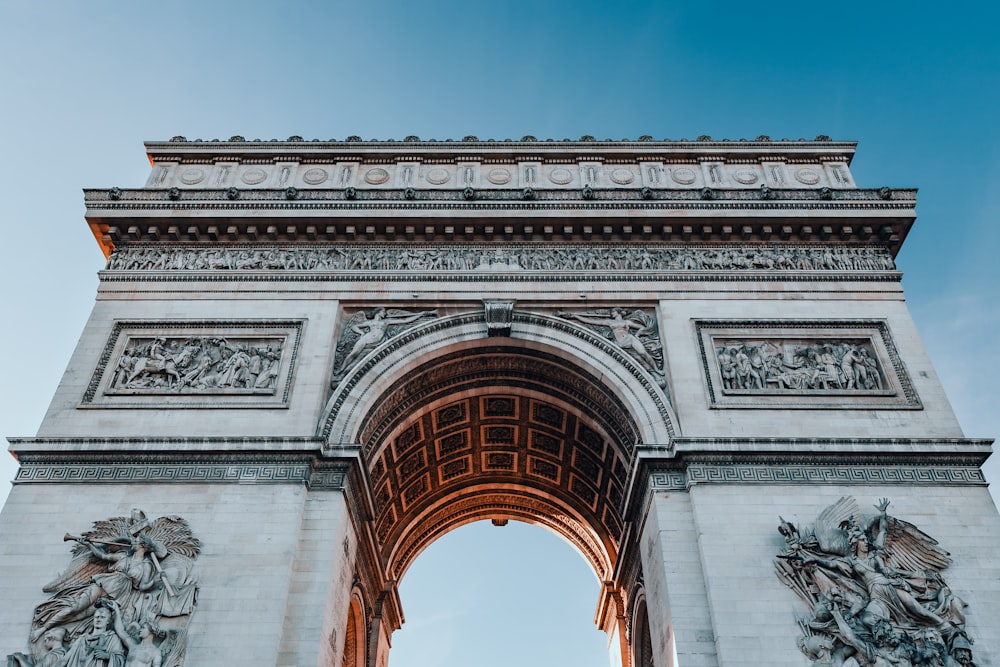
[695,320,920,409]
[82,320,303,408]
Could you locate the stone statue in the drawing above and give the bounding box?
[557,308,666,387]
[12,510,200,667]
[59,600,126,667]
[330,307,438,385]
[776,497,974,667]
[108,601,165,667]
[7,628,66,667]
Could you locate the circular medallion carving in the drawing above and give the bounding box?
[795,168,821,185]
[303,168,329,185]
[610,168,634,185]
[425,168,450,185]
[732,168,759,185]
[487,168,512,185]
[179,168,205,185]
[365,168,390,185]
[240,168,268,185]
[671,167,697,185]
[549,168,573,185]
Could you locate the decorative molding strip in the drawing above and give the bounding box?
[86,188,915,205]
[7,436,325,448]
[695,320,920,409]
[11,450,350,489]
[648,471,687,489]
[646,464,986,489]
[103,244,896,274]
[685,463,985,485]
[99,269,902,284]
[15,461,312,484]
[308,464,351,490]
[82,320,303,408]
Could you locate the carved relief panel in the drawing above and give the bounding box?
[775,498,974,667]
[83,321,303,408]
[7,509,201,667]
[696,321,920,408]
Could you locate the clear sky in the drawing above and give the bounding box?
[1,3,998,667]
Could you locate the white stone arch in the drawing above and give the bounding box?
[318,309,676,447]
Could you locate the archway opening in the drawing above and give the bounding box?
[389,520,609,667]
[328,328,671,667]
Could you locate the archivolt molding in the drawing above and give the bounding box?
[319,310,675,447]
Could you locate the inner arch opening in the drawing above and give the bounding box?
[358,345,639,580]
[389,521,610,667]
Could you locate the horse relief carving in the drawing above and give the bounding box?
[108,336,284,394]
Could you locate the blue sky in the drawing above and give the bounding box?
[1,3,998,667]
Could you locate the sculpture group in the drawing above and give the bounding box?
[110,336,283,393]
[775,498,974,667]
[717,340,882,392]
[8,510,200,667]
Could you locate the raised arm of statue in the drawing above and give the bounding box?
[872,498,890,550]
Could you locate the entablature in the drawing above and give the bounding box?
[85,187,914,257]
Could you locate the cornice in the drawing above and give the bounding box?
[145,136,858,164]
[84,189,914,257]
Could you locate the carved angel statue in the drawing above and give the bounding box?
[330,307,438,385]
[14,509,201,667]
[775,497,974,667]
[556,308,666,387]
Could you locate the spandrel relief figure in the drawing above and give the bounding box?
[557,308,666,387]
[110,336,283,394]
[716,339,885,392]
[776,497,974,667]
[10,509,201,667]
[330,307,439,386]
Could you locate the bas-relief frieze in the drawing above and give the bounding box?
[696,321,920,409]
[108,336,284,394]
[714,339,884,392]
[775,498,976,667]
[84,321,302,408]
[104,244,896,275]
[7,510,200,667]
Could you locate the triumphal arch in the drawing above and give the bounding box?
[3,136,999,667]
